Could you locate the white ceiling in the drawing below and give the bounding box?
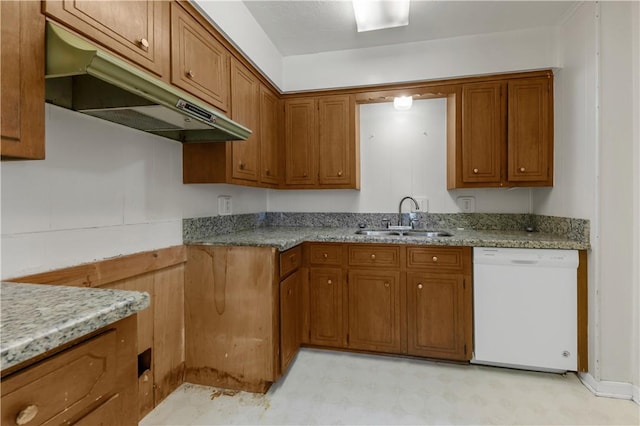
[242,1,579,56]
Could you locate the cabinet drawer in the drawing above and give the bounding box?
[309,244,342,266]
[348,245,400,268]
[1,330,117,426]
[280,246,302,279]
[406,246,470,273]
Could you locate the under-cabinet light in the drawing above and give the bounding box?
[353,0,410,32]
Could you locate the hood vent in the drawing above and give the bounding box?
[45,23,251,143]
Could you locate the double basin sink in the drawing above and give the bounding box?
[355,229,453,238]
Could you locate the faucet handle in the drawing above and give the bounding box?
[381,218,390,229]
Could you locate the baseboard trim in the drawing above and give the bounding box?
[579,372,640,405]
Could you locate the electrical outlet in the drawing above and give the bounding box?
[218,195,232,215]
[414,197,429,212]
[457,196,475,213]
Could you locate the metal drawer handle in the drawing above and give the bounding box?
[323,253,328,259]
[432,256,438,262]
[16,405,38,425]
[371,254,376,260]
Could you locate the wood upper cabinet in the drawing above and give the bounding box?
[170,2,229,111]
[230,59,260,182]
[284,95,359,189]
[259,85,282,185]
[347,270,402,353]
[318,96,357,186]
[43,0,169,78]
[508,77,553,184]
[309,268,344,347]
[285,98,317,186]
[461,82,503,184]
[1,1,45,160]
[449,71,553,188]
[406,273,468,360]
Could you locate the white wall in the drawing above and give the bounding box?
[283,27,560,91]
[534,1,640,391]
[0,105,267,279]
[268,99,531,214]
[192,0,284,89]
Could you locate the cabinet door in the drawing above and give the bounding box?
[259,85,282,185]
[406,272,469,360]
[309,268,343,347]
[1,1,45,160]
[44,0,167,77]
[170,2,229,111]
[285,98,317,186]
[317,95,355,187]
[230,59,260,182]
[461,82,504,185]
[280,270,301,373]
[508,77,553,184]
[347,270,401,353]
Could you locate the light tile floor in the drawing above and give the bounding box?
[142,349,640,425]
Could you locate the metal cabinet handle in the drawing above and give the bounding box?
[265,169,270,175]
[473,168,479,174]
[432,256,438,262]
[323,253,328,259]
[327,279,332,285]
[370,254,376,260]
[138,38,150,49]
[417,283,423,289]
[186,69,195,79]
[337,171,343,177]
[384,282,390,288]
[16,405,38,425]
[239,162,245,170]
[520,167,526,172]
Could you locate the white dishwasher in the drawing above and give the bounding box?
[472,247,579,372]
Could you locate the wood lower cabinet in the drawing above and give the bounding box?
[448,71,553,188]
[309,268,344,347]
[347,270,401,353]
[280,270,302,373]
[1,0,45,160]
[304,243,472,362]
[43,0,169,78]
[184,245,279,393]
[406,273,469,360]
[1,316,137,426]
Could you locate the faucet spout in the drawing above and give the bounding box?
[398,196,420,227]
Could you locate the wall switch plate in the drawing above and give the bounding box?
[414,197,429,212]
[457,196,475,213]
[218,195,232,215]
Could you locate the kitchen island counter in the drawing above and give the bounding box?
[0,282,149,372]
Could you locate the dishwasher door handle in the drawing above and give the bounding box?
[510,259,539,265]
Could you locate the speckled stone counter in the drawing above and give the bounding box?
[0,282,149,371]
[185,226,589,251]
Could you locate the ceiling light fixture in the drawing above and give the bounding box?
[393,96,413,110]
[353,0,411,33]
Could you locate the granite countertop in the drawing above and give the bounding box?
[185,226,589,251]
[0,282,149,372]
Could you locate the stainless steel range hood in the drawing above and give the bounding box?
[45,23,251,143]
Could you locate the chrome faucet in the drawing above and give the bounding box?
[398,196,420,227]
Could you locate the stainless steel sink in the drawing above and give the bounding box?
[405,230,453,237]
[355,229,452,237]
[354,229,401,236]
